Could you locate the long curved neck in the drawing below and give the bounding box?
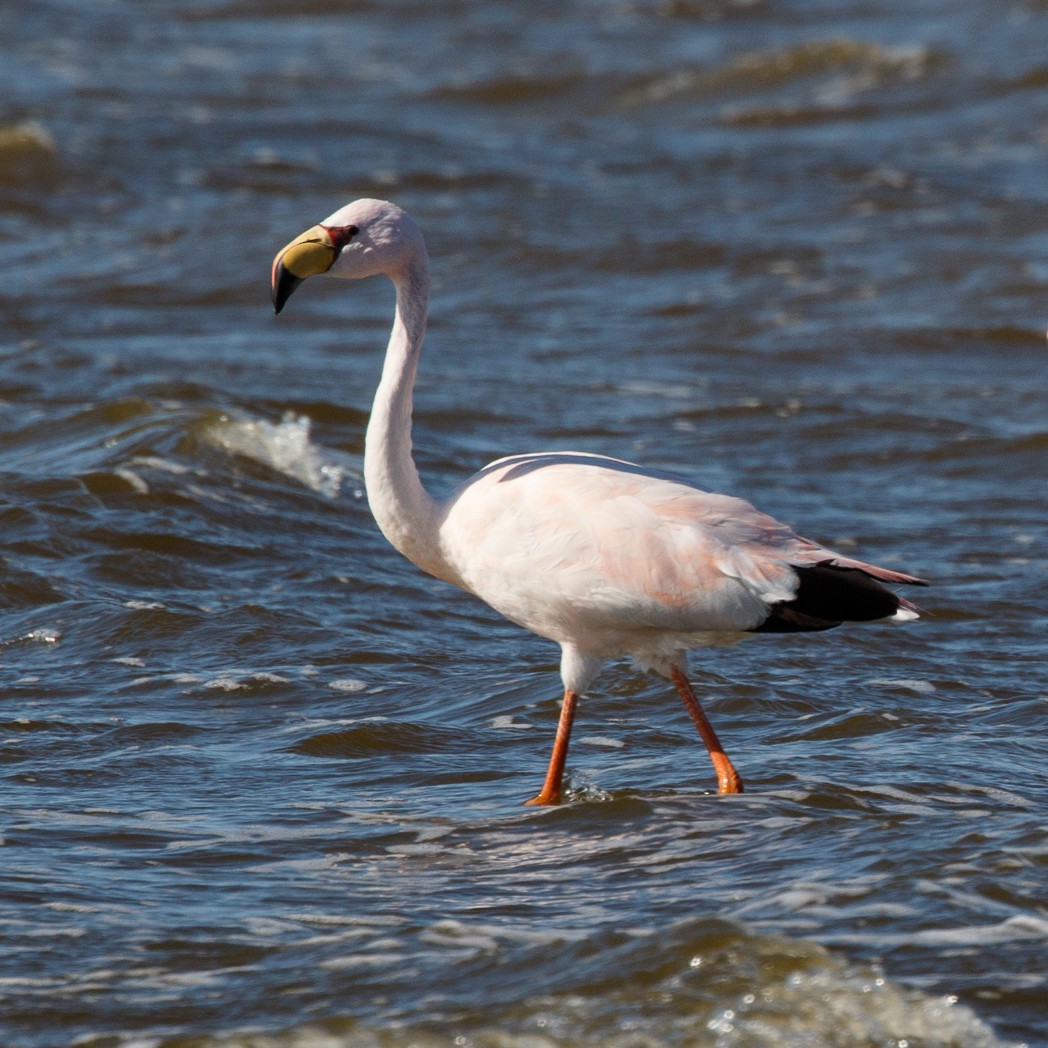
[363,252,446,578]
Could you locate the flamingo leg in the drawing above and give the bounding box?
[670,667,744,795]
[524,688,579,806]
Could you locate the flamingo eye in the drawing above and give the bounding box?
[321,224,359,249]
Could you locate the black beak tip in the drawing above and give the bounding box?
[271,261,302,316]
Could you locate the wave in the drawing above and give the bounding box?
[199,410,351,497]
[617,38,945,119]
[108,920,1016,1048]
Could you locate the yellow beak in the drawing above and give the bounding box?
[271,225,338,314]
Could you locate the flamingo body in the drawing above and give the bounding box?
[271,199,925,804]
[438,451,913,677]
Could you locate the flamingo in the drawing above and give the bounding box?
[271,198,925,805]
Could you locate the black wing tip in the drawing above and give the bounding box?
[751,563,921,635]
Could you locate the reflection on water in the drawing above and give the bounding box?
[1,1,1046,1047]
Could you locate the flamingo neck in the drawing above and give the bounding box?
[363,253,446,579]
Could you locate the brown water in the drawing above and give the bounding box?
[2,2,1046,1046]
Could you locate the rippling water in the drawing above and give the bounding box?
[2,2,1047,1046]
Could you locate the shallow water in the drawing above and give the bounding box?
[2,2,1047,1047]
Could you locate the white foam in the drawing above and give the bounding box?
[201,672,290,692]
[871,677,937,694]
[19,628,61,645]
[203,411,350,497]
[491,714,532,730]
[328,678,368,693]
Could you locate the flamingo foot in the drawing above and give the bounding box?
[713,755,744,794]
[523,790,562,806]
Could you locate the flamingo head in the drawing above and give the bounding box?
[271,198,424,314]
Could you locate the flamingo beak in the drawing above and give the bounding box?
[271,224,338,314]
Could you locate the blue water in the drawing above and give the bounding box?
[1,2,1046,1046]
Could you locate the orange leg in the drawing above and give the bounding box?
[524,688,579,806]
[670,667,743,795]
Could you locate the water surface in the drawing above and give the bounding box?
[2,2,1046,1046]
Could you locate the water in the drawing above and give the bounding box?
[2,1,1046,1046]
